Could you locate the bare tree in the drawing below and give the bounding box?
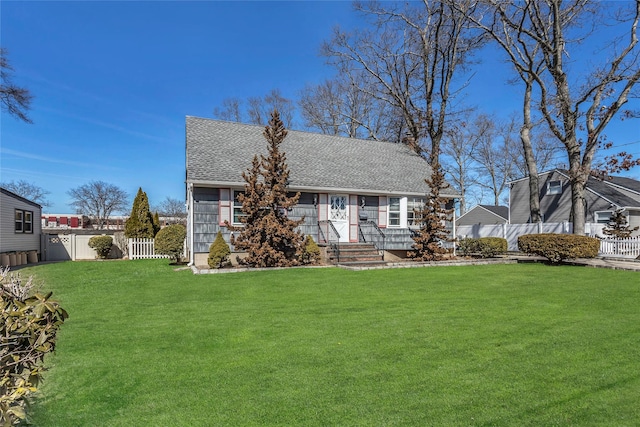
[299,73,407,141]
[155,196,187,224]
[215,89,295,128]
[67,181,128,230]
[478,0,640,234]
[472,115,518,206]
[0,48,33,123]
[247,89,295,128]
[323,0,484,166]
[441,115,491,214]
[213,97,243,122]
[1,180,51,208]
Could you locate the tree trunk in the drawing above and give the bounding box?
[569,167,589,235]
[521,127,541,223]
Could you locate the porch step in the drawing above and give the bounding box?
[326,242,385,265]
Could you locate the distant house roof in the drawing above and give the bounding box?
[457,204,509,225]
[0,187,42,209]
[185,116,460,198]
[510,169,640,208]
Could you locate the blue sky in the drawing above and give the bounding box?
[1,1,639,213]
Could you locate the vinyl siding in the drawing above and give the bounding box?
[0,191,42,253]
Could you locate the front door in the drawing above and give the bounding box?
[330,194,349,242]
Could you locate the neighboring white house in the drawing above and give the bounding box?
[1,187,42,261]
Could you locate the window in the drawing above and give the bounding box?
[233,191,246,224]
[407,197,425,227]
[15,209,33,233]
[388,197,400,227]
[547,180,562,195]
[595,211,613,224]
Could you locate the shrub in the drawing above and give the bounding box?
[477,237,508,258]
[1,267,68,425]
[88,235,113,259]
[301,236,321,265]
[457,237,507,258]
[518,233,600,263]
[155,224,186,263]
[458,238,479,257]
[208,231,231,269]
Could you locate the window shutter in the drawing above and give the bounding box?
[219,188,232,225]
[378,196,387,228]
[349,195,358,242]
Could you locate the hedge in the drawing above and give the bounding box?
[517,233,600,263]
[458,237,508,258]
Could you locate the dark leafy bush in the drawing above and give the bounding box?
[208,231,231,269]
[518,233,600,263]
[1,268,68,425]
[458,237,507,258]
[478,237,508,258]
[300,236,321,265]
[88,235,113,259]
[458,238,479,257]
[155,224,186,263]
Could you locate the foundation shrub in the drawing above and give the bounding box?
[208,231,231,268]
[88,235,113,259]
[518,233,599,263]
[155,224,186,263]
[301,236,321,265]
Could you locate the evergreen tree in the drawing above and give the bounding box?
[153,211,161,235]
[603,210,639,239]
[124,188,156,238]
[409,166,454,261]
[226,110,305,267]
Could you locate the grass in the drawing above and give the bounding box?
[17,260,640,426]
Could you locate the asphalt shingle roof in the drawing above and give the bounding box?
[186,116,460,197]
[478,204,509,219]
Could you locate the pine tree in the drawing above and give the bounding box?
[226,110,305,267]
[409,166,454,261]
[603,210,639,238]
[124,188,156,238]
[153,211,161,235]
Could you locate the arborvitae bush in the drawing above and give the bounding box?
[1,268,68,426]
[518,233,600,263]
[409,166,453,261]
[226,110,305,267]
[154,224,186,263]
[208,231,231,268]
[301,235,321,265]
[125,188,156,238]
[88,235,113,259]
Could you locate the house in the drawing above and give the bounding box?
[456,205,509,226]
[185,116,460,266]
[1,187,42,265]
[509,169,640,234]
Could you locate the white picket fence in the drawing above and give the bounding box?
[127,238,169,260]
[599,236,640,258]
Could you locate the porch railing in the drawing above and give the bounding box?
[318,220,341,263]
[358,221,386,261]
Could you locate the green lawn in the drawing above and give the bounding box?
[18,260,640,426]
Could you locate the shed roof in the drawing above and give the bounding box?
[186,116,460,197]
